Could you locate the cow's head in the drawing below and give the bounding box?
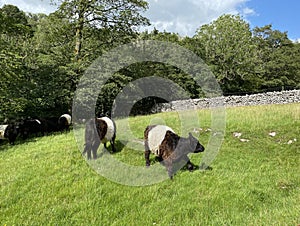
[188,133,205,153]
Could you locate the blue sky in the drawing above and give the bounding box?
[0,0,299,41]
[246,0,299,41]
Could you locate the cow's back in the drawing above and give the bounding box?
[96,117,115,142]
[147,125,174,155]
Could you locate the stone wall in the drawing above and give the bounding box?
[153,90,300,112]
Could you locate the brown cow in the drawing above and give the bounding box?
[144,125,205,179]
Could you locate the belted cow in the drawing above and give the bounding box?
[0,123,19,145]
[82,117,116,159]
[144,125,205,179]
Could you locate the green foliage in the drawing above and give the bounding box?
[0,104,299,225]
[0,5,34,120]
[0,1,149,120]
[253,25,300,90]
[55,0,150,116]
[57,0,149,62]
[0,4,32,37]
[0,2,299,120]
[195,14,261,94]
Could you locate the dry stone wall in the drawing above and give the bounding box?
[153,90,300,113]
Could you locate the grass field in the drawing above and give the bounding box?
[0,104,299,225]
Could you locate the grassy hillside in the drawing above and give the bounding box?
[0,104,299,225]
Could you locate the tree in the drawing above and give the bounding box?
[0,5,34,121]
[180,36,205,59]
[56,0,150,62]
[0,4,32,37]
[23,13,76,116]
[253,25,300,90]
[195,14,261,94]
[47,0,151,115]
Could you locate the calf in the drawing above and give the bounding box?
[82,117,116,159]
[144,125,205,179]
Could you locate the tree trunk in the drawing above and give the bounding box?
[74,1,85,62]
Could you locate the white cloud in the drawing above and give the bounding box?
[143,0,254,36]
[291,38,300,43]
[1,0,256,37]
[0,0,57,14]
[242,7,256,16]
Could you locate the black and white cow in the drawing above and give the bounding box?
[0,123,19,145]
[82,117,116,159]
[40,117,59,134]
[144,125,205,179]
[19,118,43,139]
[58,114,72,132]
[18,114,72,140]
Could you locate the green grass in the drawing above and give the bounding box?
[0,104,299,225]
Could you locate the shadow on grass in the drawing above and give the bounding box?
[95,140,126,158]
[0,140,14,152]
[149,156,214,174]
[1,131,73,152]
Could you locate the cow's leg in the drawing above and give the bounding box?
[83,118,96,160]
[165,159,174,179]
[110,140,116,153]
[102,142,110,155]
[183,155,194,171]
[85,149,92,160]
[110,135,116,153]
[91,139,100,159]
[87,150,92,160]
[83,135,94,160]
[144,140,151,167]
[8,136,16,145]
[83,142,92,160]
[103,142,112,153]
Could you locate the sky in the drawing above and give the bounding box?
[0,0,299,41]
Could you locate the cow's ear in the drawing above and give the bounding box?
[188,133,193,141]
[189,133,197,143]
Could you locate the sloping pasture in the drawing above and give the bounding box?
[0,104,299,225]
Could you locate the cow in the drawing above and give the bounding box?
[19,118,43,139]
[0,123,19,145]
[144,125,205,179]
[58,114,72,132]
[18,114,71,140]
[82,117,116,159]
[40,117,60,134]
